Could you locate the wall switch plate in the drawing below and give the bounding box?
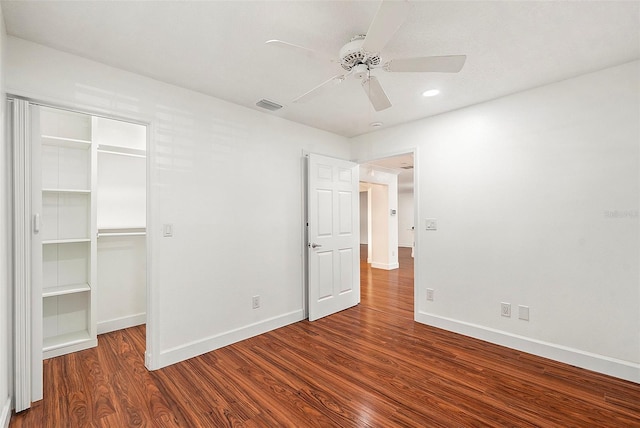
[501,302,511,317]
[425,218,437,230]
[426,288,434,301]
[252,295,260,309]
[163,223,173,237]
[518,305,530,321]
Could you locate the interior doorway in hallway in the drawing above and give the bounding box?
[358,152,415,314]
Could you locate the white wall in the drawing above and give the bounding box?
[0,7,11,427]
[352,61,640,383]
[97,237,146,334]
[359,191,368,245]
[370,183,390,268]
[398,191,414,248]
[359,166,399,270]
[6,37,350,369]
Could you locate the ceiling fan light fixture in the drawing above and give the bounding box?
[353,63,369,80]
[422,89,440,97]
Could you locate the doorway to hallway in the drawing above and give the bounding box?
[358,152,415,316]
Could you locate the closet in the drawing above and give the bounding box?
[32,105,146,359]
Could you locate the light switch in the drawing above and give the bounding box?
[163,224,173,237]
[425,218,437,230]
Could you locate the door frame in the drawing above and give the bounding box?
[9,95,155,408]
[301,151,309,319]
[356,148,419,319]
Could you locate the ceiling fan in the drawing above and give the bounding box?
[266,0,466,112]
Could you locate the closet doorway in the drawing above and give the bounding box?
[94,115,147,336]
[11,99,148,410]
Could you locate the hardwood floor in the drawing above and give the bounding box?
[11,246,640,427]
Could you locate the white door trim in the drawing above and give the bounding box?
[301,151,309,319]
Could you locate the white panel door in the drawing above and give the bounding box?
[308,153,360,321]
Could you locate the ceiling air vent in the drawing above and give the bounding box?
[256,99,283,111]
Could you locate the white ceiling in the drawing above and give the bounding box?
[364,153,414,192]
[2,1,639,137]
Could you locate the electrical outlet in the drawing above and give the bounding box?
[518,305,530,321]
[501,302,511,317]
[425,218,437,231]
[426,288,434,301]
[252,295,260,309]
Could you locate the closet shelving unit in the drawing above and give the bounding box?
[34,107,148,358]
[38,107,98,359]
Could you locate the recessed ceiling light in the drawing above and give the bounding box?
[370,122,383,128]
[422,89,440,97]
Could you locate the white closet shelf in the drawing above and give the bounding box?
[97,144,146,158]
[98,232,146,238]
[41,135,92,149]
[42,188,91,194]
[42,283,90,298]
[43,238,91,244]
[98,226,147,237]
[98,227,146,236]
[43,331,92,353]
[99,226,146,230]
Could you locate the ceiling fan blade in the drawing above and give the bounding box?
[265,39,334,63]
[385,55,467,73]
[362,76,392,111]
[293,74,348,104]
[361,0,411,53]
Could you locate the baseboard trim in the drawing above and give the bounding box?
[1,397,11,428]
[416,311,640,384]
[156,310,304,369]
[371,262,399,270]
[97,313,146,335]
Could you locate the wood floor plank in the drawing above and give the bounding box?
[10,246,640,427]
[77,346,116,421]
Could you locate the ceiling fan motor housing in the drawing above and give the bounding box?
[339,35,380,71]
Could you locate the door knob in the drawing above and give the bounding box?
[310,243,322,248]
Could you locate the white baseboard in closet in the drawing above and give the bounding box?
[97,313,146,335]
